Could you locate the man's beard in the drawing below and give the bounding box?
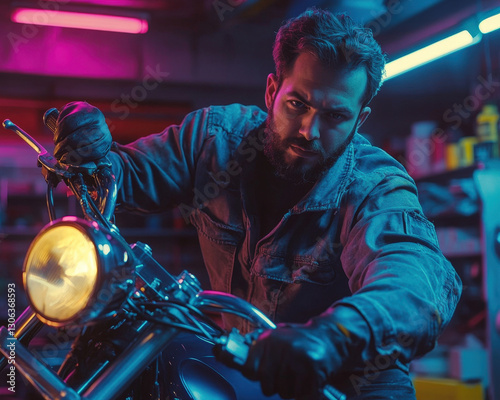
[263,107,358,185]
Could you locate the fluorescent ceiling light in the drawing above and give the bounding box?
[479,11,500,33]
[383,30,477,81]
[11,8,148,34]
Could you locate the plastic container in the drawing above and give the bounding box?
[475,104,499,159]
[446,143,460,170]
[431,130,447,173]
[406,121,437,178]
[458,136,477,167]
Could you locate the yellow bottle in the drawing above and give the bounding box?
[446,143,460,170]
[476,104,499,159]
[459,136,477,167]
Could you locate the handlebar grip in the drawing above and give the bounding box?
[217,330,346,400]
[43,108,59,135]
[42,106,116,222]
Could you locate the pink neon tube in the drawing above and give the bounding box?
[12,8,148,34]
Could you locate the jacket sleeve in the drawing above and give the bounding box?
[320,170,462,372]
[107,107,211,214]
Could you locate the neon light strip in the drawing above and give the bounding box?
[383,30,475,81]
[11,8,148,34]
[479,11,500,34]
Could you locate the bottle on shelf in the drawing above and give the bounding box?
[458,136,477,168]
[444,126,464,171]
[474,103,499,163]
[405,121,437,178]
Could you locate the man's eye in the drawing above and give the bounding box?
[289,100,306,109]
[327,112,345,121]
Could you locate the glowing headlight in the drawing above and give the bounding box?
[23,217,135,327]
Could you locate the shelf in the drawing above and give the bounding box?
[413,166,477,184]
[436,226,481,258]
[0,227,41,239]
[414,159,500,185]
[0,226,198,240]
[428,213,479,227]
[120,227,197,239]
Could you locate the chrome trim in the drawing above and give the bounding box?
[0,326,80,400]
[83,324,179,400]
[192,291,276,330]
[0,307,42,371]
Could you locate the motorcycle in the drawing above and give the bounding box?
[0,110,346,400]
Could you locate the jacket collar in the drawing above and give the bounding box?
[292,134,360,213]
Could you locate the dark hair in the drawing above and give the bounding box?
[273,8,386,106]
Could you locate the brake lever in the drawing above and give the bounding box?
[216,329,347,400]
[2,119,73,180]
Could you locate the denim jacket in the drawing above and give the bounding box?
[109,103,462,370]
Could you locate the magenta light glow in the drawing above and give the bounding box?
[11,8,148,34]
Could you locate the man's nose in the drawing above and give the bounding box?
[299,112,320,141]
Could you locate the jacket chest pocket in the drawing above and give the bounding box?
[252,222,344,285]
[249,248,350,324]
[251,250,339,285]
[190,209,244,292]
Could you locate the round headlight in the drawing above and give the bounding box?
[23,217,135,327]
[24,224,98,322]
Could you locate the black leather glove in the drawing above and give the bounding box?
[54,101,112,165]
[243,317,350,399]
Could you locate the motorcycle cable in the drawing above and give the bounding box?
[66,174,114,231]
[192,306,256,323]
[140,301,217,339]
[46,181,57,222]
[125,298,219,340]
[137,300,225,334]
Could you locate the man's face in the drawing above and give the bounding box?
[264,52,371,184]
